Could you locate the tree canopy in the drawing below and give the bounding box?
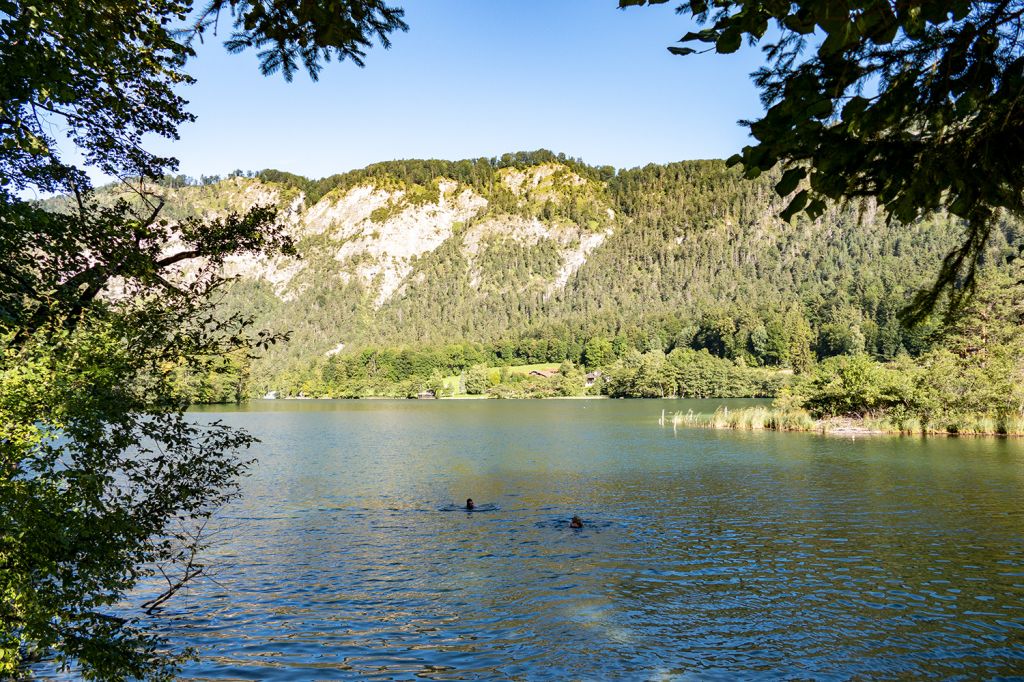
[623,0,1024,319]
[0,0,405,677]
[193,0,407,81]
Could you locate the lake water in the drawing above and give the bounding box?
[43,399,1024,679]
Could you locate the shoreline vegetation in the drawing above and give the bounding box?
[184,264,1022,418]
[648,269,1024,439]
[243,265,1023,442]
[661,407,1024,438]
[253,393,1024,438]
[207,273,1023,440]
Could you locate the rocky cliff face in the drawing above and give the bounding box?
[168,163,616,311]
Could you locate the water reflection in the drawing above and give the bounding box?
[34,399,1024,679]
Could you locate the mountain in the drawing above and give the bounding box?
[102,150,1019,398]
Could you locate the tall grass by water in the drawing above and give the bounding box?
[661,407,1024,436]
[662,406,816,433]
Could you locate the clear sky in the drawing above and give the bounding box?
[148,0,768,180]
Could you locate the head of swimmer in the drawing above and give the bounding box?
[466,498,475,510]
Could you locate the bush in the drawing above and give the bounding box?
[464,365,490,395]
[799,354,914,418]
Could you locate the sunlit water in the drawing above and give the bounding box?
[37,399,1024,679]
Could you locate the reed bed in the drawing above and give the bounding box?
[663,406,817,433]
[929,414,1024,436]
[1002,415,1024,436]
[661,407,1024,437]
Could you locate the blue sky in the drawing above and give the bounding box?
[149,0,768,179]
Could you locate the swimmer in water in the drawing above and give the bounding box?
[466,498,475,510]
[570,515,583,528]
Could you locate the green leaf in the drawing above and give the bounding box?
[808,97,833,119]
[780,190,809,221]
[841,96,869,123]
[775,167,806,196]
[820,23,858,55]
[683,30,717,43]
[784,9,816,34]
[668,46,697,56]
[816,5,849,34]
[806,197,827,219]
[716,28,742,53]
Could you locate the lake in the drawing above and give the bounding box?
[47,399,1024,679]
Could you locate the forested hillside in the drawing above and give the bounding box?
[100,151,1019,400]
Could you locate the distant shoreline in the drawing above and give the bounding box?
[199,395,751,405]
[249,394,718,402]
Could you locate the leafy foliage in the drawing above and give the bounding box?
[0,0,193,192]
[797,353,915,417]
[194,0,407,80]
[1,0,407,676]
[781,264,1024,432]
[624,0,1024,319]
[604,348,783,398]
[0,314,253,679]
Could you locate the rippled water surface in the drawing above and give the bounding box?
[59,400,1024,678]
